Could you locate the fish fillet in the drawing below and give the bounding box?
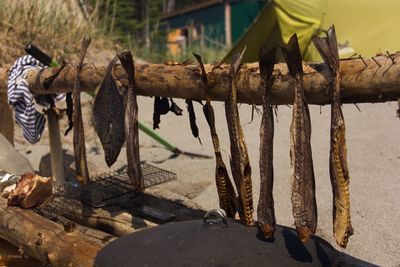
[257,47,277,238]
[225,48,254,226]
[282,34,317,242]
[73,37,91,184]
[93,56,125,167]
[312,25,353,248]
[118,51,144,191]
[193,53,237,218]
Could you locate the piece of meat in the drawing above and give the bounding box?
[118,51,144,191]
[281,34,317,242]
[312,25,353,248]
[225,48,254,226]
[7,172,53,208]
[92,55,125,167]
[257,47,277,238]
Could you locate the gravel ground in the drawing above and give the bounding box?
[13,94,400,266]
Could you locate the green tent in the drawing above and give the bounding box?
[225,0,400,62]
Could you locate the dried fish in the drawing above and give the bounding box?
[64,93,73,136]
[118,51,144,191]
[92,56,125,167]
[281,34,317,242]
[257,47,277,238]
[225,48,254,226]
[73,36,91,184]
[185,99,201,144]
[193,53,237,218]
[312,25,353,248]
[152,96,169,129]
[169,98,183,116]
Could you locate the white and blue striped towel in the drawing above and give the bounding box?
[7,55,64,143]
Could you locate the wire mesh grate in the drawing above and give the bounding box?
[39,162,176,214]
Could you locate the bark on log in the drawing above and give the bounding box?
[1,53,400,104]
[0,197,103,266]
[49,196,157,236]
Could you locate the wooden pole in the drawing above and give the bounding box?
[46,108,65,186]
[50,196,157,237]
[0,53,400,104]
[224,0,232,46]
[0,197,103,266]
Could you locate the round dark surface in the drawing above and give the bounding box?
[94,220,368,267]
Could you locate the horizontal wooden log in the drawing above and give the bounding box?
[0,197,103,266]
[1,53,400,104]
[49,196,157,236]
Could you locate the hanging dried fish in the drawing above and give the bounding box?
[92,56,125,167]
[169,98,183,116]
[152,96,170,129]
[281,34,317,242]
[185,99,202,144]
[118,51,144,191]
[193,53,237,218]
[64,93,73,136]
[225,48,254,226]
[73,36,91,185]
[257,47,277,239]
[312,25,353,248]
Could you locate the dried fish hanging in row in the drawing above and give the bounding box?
[153,97,169,129]
[72,36,91,185]
[312,26,353,248]
[193,53,237,218]
[118,51,144,191]
[225,48,254,226]
[92,55,126,167]
[185,99,202,144]
[152,97,183,129]
[282,34,318,242]
[257,47,277,239]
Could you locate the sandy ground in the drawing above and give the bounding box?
[11,94,400,266]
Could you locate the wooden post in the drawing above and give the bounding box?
[224,0,232,46]
[0,92,14,145]
[46,108,65,186]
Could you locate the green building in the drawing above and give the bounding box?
[161,0,266,52]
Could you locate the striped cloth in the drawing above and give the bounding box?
[7,55,64,143]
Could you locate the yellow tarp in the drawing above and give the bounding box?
[225,0,400,62]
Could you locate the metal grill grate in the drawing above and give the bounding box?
[44,162,176,210]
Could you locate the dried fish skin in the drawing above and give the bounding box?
[193,52,237,218]
[225,48,254,226]
[92,56,125,167]
[257,47,277,239]
[312,26,353,248]
[185,99,200,140]
[203,104,237,218]
[73,36,91,185]
[118,51,144,191]
[282,34,317,242]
